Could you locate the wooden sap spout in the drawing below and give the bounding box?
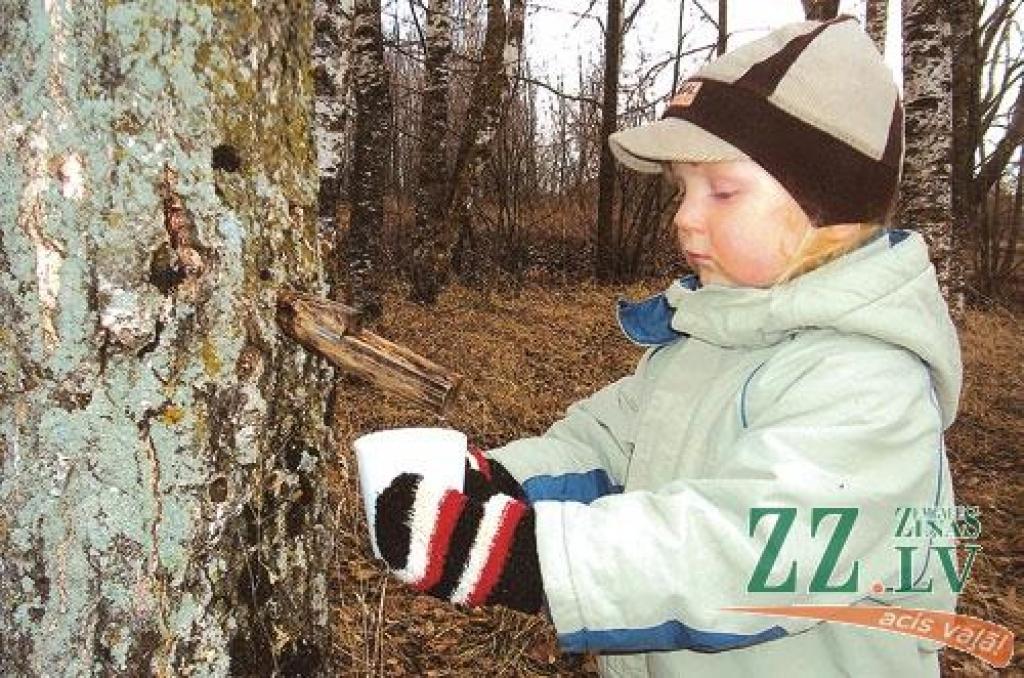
[275,291,462,414]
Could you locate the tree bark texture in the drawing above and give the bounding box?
[900,0,962,312]
[950,0,982,284]
[0,2,339,674]
[314,0,355,238]
[801,0,841,21]
[346,0,391,319]
[864,0,888,54]
[595,0,623,282]
[410,0,454,304]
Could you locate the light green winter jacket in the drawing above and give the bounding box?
[488,229,963,677]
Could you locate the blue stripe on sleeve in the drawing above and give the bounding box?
[521,469,624,504]
[558,620,788,654]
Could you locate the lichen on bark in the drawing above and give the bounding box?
[0,1,339,674]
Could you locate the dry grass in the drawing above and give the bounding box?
[326,278,1022,676]
[941,306,1024,677]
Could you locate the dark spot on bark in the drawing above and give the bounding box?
[35,574,49,602]
[136,318,164,358]
[278,639,323,677]
[229,630,274,678]
[313,63,332,97]
[149,243,186,294]
[259,268,272,281]
[28,606,44,623]
[125,625,163,675]
[236,557,273,608]
[212,144,242,172]
[235,343,262,381]
[240,504,261,545]
[52,386,93,411]
[283,439,318,472]
[208,476,228,503]
[286,496,305,537]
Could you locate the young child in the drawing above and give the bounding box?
[373,16,962,676]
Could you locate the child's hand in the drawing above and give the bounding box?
[464,443,526,501]
[374,473,543,614]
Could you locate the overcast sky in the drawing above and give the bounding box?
[525,0,903,109]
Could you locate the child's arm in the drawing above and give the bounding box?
[485,348,655,504]
[533,340,955,653]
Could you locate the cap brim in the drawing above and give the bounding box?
[609,118,748,174]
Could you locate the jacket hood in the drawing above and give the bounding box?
[617,230,962,428]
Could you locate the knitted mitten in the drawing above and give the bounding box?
[464,443,527,501]
[374,473,543,614]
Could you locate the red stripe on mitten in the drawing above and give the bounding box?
[374,473,542,615]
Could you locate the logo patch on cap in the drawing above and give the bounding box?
[670,81,702,107]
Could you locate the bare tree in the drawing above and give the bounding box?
[314,0,356,237]
[595,0,624,281]
[801,0,841,21]
[449,0,527,281]
[410,0,455,304]
[864,0,888,54]
[950,0,1024,298]
[901,1,961,311]
[1,1,339,673]
[346,0,392,319]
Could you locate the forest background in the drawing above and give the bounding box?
[0,0,1021,676]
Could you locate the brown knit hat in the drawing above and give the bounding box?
[609,16,903,226]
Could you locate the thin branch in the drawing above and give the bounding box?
[691,0,718,29]
[623,0,648,35]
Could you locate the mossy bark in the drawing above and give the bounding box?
[0,1,339,675]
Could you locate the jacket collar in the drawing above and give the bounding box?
[616,229,910,349]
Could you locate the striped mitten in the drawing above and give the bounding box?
[464,443,527,501]
[374,473,543,614]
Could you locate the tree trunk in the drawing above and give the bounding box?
[448,0,511,281]
[801,0,841,21]
[950,0,982,297]
[595,0,623,282]
[346,0,391,320]
[717,0,729,56]
[864,0,888,54]
[410,0,454,304]
[314,0,355,239]
[900,0,963,313]
[999,146,1024,285]
[1,2,339,674]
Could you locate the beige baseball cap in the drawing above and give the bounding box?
[609,16,904,226]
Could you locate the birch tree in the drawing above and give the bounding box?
[864,0,888,54]
[1,1,339,673]
[346,0,391,319]
[410,0,454,304]
[901,0,961,311]
[314,0,355,237]
[450,0,527,281]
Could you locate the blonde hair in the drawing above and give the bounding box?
[774,222,883,285]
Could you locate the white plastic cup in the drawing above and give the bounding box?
[354,427,467,559]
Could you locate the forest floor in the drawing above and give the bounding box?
[326,276,1022,677]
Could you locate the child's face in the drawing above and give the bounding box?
[666,160,814,287]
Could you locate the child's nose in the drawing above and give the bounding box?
[673,199,704,234]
